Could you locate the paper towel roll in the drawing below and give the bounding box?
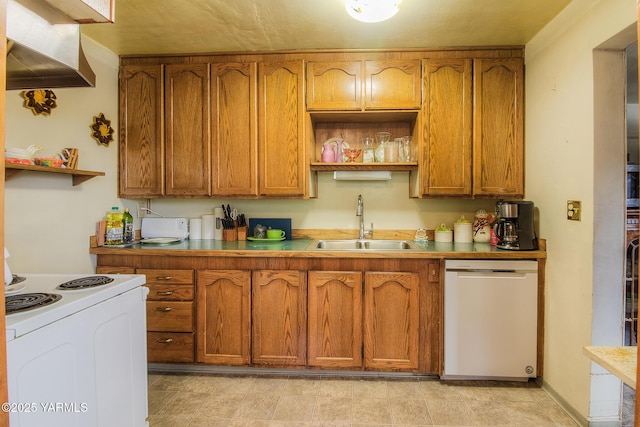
[213,208,225,240]
[202,214,215,239]
[189,218,202,240]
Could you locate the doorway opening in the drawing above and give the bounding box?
[592,23,637,425]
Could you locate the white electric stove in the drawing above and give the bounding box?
[4,273,149,427]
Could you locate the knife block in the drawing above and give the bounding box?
[237,225,248,241]
[223,227,237,241]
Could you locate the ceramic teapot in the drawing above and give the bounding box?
[253,224,267,239]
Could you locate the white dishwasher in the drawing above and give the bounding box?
[443,259,538,380]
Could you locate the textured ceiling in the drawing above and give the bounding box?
[81,0,572,56]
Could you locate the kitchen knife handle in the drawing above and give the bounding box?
[156,307,173,312]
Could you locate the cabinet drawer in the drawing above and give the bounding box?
[147,301,193,332]
[137,269,193,285]
[147,332,194,363]
[146,284,194,301]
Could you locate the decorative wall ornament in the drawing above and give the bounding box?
[22,89,57,116]
[90,113,114,146]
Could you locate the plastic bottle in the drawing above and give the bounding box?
[123,208,134,243]
[105,207,124,245]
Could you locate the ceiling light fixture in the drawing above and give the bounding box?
[345,0,402,23]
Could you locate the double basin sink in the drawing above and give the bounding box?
[307,239,420,251]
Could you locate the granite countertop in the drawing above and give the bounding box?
[583,346,637,389]
[90,238,547,259]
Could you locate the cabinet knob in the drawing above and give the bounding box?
[156,291,174,296]
[156,307,173,312]
[156,276,173,281]
[156,338,174,344]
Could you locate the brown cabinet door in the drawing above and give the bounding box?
[196,270,251,365]
[165,64,212,196]
[307,61,363,110]
[473,58,524,197]
[421,58,472,196]
[308,271,363,368]
[364,272,419,371]
[252,270,307,366]
[119,64,164,197]
[258,60,307,197]
[211,63,259,196]
[364,60,422,110]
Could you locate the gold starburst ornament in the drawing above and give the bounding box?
[90,113,114,146]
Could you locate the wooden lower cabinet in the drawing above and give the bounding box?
[95,257,442,373]
[364,272,420,370]
[252,270,307,366]
[307,271,363,369]
[196,270,251,365]
[307,270,420,372]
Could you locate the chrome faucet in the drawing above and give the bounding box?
[356,195,372,239]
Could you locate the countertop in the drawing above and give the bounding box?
[90,238,547,259]
[583,346,637,389]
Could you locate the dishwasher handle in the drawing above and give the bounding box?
[448,269,532,279]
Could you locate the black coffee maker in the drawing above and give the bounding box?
[494,201,537,250]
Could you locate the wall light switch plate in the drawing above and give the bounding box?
[567,200,581,221]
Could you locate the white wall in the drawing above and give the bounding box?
[4,36,120,273]
[525,0,637,423]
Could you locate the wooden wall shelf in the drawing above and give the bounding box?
[5,163,105,185]
[310,162,417,172]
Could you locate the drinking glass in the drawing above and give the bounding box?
[361,137,375,163]
[375,132,391,162]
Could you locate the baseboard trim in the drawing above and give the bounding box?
[539,378,591,427]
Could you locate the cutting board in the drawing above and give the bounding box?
[248,218,292,240]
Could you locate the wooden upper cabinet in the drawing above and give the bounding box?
[307,61,363,110]
[364,60,421,110]
[211,63,258,197]
[165,64,212,197]
[421,58,472,197]
[364,272,419,371]
[473,58,524,198]
[307,60,421,111]
[119,64,164,197]
[258,60,307,197]
[307,271,363,369]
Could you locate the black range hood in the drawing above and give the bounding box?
[6,0,96,90]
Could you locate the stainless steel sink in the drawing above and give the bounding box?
[307,239,419,251]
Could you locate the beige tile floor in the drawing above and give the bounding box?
[147,371,579,427]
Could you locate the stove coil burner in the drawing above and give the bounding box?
[6,293,62,314]
[58,275,114,290]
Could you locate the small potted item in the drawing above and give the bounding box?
[435,224,453,242]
